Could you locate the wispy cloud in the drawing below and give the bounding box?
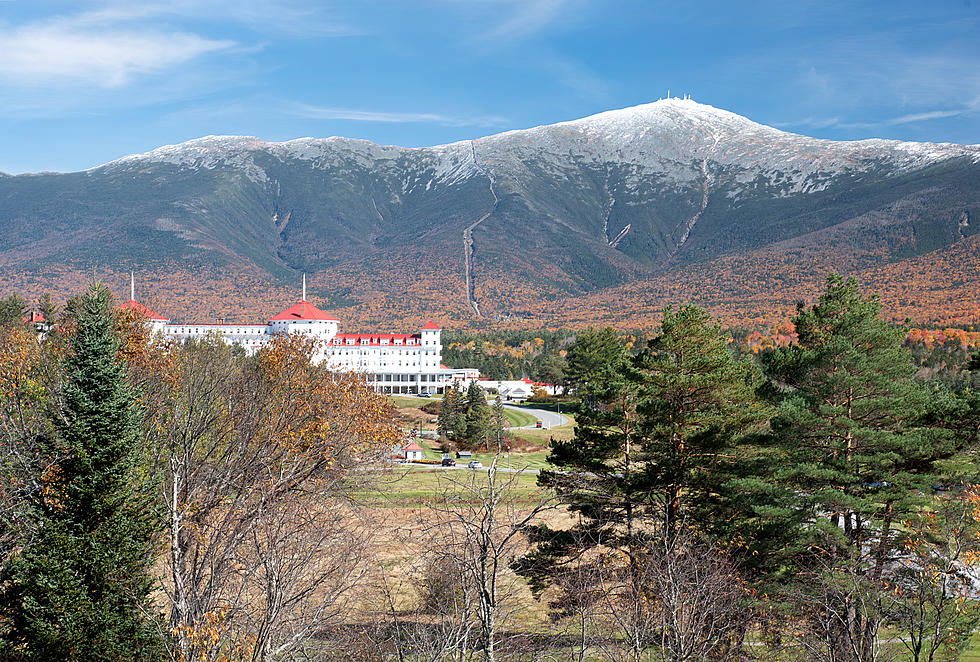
[488,0,571,40]
[0,1,355,90]
[776,106,976,134]
[291,103,507,127]
[772,116,842,130]
[0,9,234,88]
[150,0,360,38]
[886,109,965,125]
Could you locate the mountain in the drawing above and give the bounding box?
[1,98,978,330]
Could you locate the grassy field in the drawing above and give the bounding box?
[502,407,538,428]
[356,463,980,660]
[418,441,553,471]
[511,414,576,445]
[352,464,546,507]
[387,393,572,468]
[965,632,980,661]
[389,395,432,408]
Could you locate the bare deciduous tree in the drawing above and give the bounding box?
[140,334,396,662]
[791,563,888,662]
[888,493,980,662]
[417,458,557,662]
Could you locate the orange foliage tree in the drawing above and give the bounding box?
[131,332,397,662]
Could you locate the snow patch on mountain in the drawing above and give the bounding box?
[93,99,980,197]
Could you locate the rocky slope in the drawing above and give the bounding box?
[1,98,978,327]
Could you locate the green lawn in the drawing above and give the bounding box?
[389,395,430,408]
[511,413,576,445]
[352,464,545,507]
[965,632,980,661]
[418,439,553,471]
[502,407,538,428]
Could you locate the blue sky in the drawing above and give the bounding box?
[1,0,977,173]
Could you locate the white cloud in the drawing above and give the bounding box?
[0,11,234,88]
[488,0,570,40]
[887,109,965,125]
[772,116,842,130]
[291,103,507,127]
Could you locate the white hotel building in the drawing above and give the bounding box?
[120,277,479,395]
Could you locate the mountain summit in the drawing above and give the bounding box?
[1,99,978,328]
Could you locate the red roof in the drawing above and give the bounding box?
[420,321,441,330]
[332,333,421,346]
[269,301,338,322]
[119,300,169,321]
[403,442,424,452]
[22,311,45,324]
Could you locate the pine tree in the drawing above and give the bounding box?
[438,385,462,438]
[564,327,622,398]
[632,305,767,543]
[0,283,162,661]
[491,397,507,452]
[519,308,767,595]
[757,275,956,660]
[516,333,649,593]
[465,380,487,412]
[0,294,28,329]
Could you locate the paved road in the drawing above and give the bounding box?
[502,404,568,430]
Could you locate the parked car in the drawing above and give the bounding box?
[535,420,543,428]
[467,460,483,469]
[441,458,456,467]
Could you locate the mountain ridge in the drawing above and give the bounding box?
[1,98,978,330]
[85,99,980,175]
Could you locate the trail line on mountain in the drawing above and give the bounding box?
[609,223,631,248]
[602,185,616,244]
[463,140,499,318]
[670,131,721,258]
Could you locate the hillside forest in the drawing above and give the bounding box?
[0,275,979,661]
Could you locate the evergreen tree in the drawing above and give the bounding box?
[491,397,507,452]
[516,334,650,593]
[519,308,767,594]
[37,294,57,333]
[533,353,567,389]
[967,350,980,372]
[465,380,487,412]
[0,294,28,329]
[438,385,462,438]
[564,327,622,398]
[633,305,767,543]
[755,275,957,660]
[463,405,494,450]
[0,283,163,661]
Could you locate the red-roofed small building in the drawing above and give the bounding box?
[402,441,424,462]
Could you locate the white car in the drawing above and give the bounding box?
[467,460,483,469]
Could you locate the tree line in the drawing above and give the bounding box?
[1,275,979,661]
[517,275,980,661]
[0,283,398,661]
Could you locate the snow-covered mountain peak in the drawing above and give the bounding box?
[91,101,980,195]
